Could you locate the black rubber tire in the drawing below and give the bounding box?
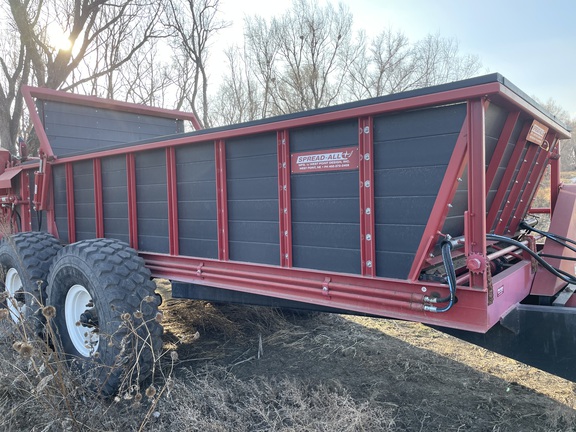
[46,238,163,396]
[0,231,62,329]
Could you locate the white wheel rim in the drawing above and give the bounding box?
[65,284,99,357]
[5,268,23,323]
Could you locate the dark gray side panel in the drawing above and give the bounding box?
[135,149,169,253]
[176,142,218,259]
[102,155,129,244]
[41,101,184,158]
[226,133,279,265]
[53,164,68,243]
[290,120,360,274]
[73,160,96,241]
[374,104,466,279]
[442,103,511,238]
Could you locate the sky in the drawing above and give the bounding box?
[218,0,576,118]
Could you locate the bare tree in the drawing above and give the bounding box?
[0,0,164,153]
[268,0,353,113]
[541,98,576,171]
[347,29,412,99]
[165,0,228,128]
[211,46,261,125]
[0,16,30,154]
[216,1,480,125]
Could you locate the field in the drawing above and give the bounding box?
[154,281,576,432]
[0,280,575,431]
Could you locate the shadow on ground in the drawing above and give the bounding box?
[157,282,576,432]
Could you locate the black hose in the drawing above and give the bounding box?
[486,234,576,285]
[519,222,576,254]
[425,241,457,313]
[36,210,42,231]
[540,253,576,262]
[13,209,21,233]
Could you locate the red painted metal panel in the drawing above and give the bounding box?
[487,260,534,328]
[19,171,31,232]
[494,142,539,235]
[277,130,293,267]
[408,118,469,280]
[550,145,561,211]
[215,140,229,261]
[166,147,179,255]
[486,122,531,232]
[126,154,138,250]
[93,159,104,238]
[65,163,76,243]
[359,117,376,277]
[46,164,59,237]
[140,251,489,332]
[466,99,488,290]
[531,185,576,296]
[485,111,520,194]
[514,132,558,226]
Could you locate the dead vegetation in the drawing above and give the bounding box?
[0,279,575,431]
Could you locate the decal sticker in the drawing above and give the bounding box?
[291,146,359,174]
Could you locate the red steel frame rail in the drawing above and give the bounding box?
[16,81,571,333]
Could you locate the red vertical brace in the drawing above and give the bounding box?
[513,132,558,231]
[126,153,138,250]
[494,141,539,235]
[359,117,376,276]
[485,111,520,194]
[215,140,229,261]
[466,99,487,290]
[486,122,531,232]
[277,130,293,267]
[550,142,561,212]
[166,147,179,255]
[20,171,31,232]
[65,163,76,243]
[93,158,104,238]
[46,165,59,237]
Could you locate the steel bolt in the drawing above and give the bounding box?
[468,257,483,271]
[366,260,373,268]
[366,234,372,241]
[364,180,371,188]
[365,208,371,215]
[364,126,370,134]
[364,153,370,161]
[421,286,428,293]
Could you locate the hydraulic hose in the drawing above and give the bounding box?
[519,221,576,254]
[486,234,576,285]
[424,241,457,313]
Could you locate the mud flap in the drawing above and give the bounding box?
[436,303,576,382]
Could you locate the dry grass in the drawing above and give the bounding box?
[154,366,396,432]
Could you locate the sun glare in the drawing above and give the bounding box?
[47,24,72,52]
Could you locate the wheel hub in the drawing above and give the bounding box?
[65,284,100,357]
[5,268,24,322]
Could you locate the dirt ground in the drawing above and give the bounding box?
[156,280,576,432]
